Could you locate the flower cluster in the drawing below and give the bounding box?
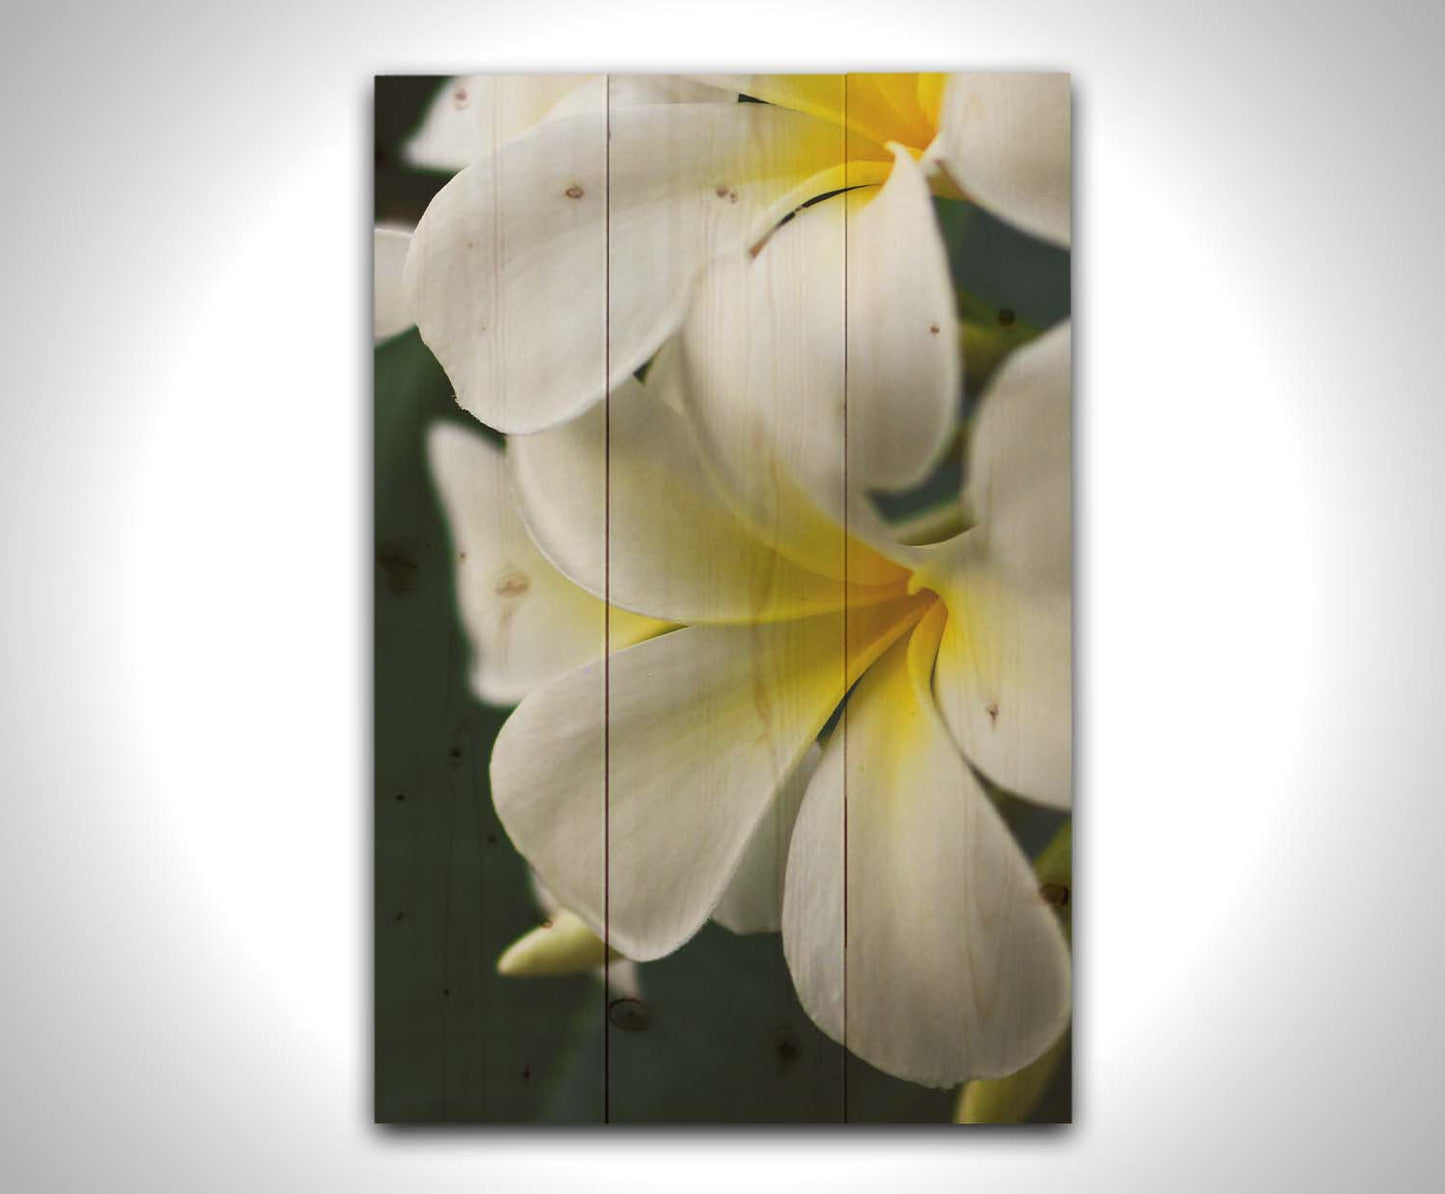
[382,73,1072,1091]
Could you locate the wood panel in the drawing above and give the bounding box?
[376,72,1071,1124]
[601,73,851,1123]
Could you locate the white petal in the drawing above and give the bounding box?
[545,74,737,122]
[930,73,1071,247]
[373,225,413,341]
[406,102,843,434]
[845,149,961,490]
[509,368,904,623]
[680,197,850,579]
[931,548,1072,808]
[403,74,593,172]
[922,324,1072,807]
[966,321,1072,590]
[525,871,638,993]
[680,182,955,580]
[711,744,820,935]
[782,604,1071,1087]
[490,596,927,961]
[425,421,663,705]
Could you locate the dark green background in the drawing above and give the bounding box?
[374,76,1071,1123]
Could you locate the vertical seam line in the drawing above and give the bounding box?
[602,72,613,1127]
[840,72,850,1127]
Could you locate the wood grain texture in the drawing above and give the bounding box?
[601,75,852,1121]
[375,72,1072,1123]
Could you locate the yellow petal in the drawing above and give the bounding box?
[700,74,935,155]
[916,73,949,130]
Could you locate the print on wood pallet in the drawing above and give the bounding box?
[374,72,1072,1124]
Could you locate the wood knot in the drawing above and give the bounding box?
[772,1027,801,1070]
[376,539,419,594]
[929,324,941,335]
[452,86,470,109]
[714,183,738,203]
[495,570,530,598]
[564,184,585,199]
[986,701,1000,725]
[1041,882,1070,908]
[607,997,652,1032]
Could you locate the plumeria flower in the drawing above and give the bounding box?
[428,313,1073,1088]
[427,411,823,925]
[404,72,1069,441]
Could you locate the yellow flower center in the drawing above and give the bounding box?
[750,72,945,158]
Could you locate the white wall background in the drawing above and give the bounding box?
[2,0,1442,1188]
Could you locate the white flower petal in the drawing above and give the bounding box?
[425,422,663,705]
[711,744,820,935]
[406,102,844,434]
[406,76,740,174]
[403,74,593,172]
[924,324,1072,807]
[966,321,1072,590]
[783,604,1071,1087]
[508,368,903,624]
[680,182,954,580]
[846,148,961,491]
[930,73,1071,247]
[373,225,412,341]
[680,196,850,579]
[544,74,737,123]
[931,549,1072,809]
[490,596,927,962]
[526,871,638,994]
